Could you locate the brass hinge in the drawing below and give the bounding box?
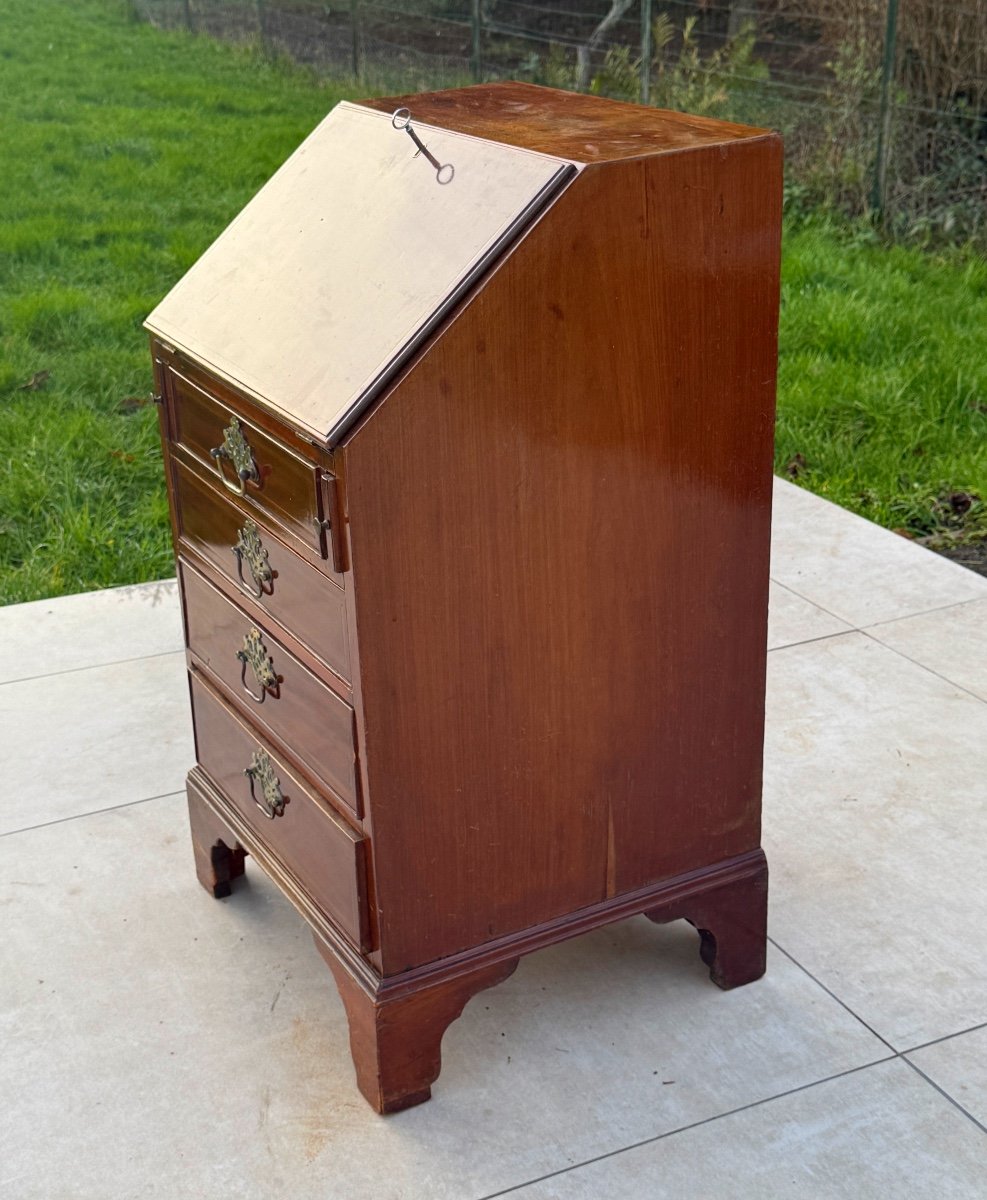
[315,472,348,574]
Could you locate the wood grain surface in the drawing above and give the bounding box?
[361,81,768,162]
[145,105,571,444]
[169,365,328,560]
[342,122,782,973]
[172,459,351,678]
[189,672,370,950]
[181,560,361,817]
[156,83,782,1113]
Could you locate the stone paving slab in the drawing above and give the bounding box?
[504,1059,987,1199]
[767,580,852,650]
[0,579,182,683]
[763,631,987,1050]
[867,596,987,702]
[907,1025,987,1130]
[770,477,987,628]
[1,480,985,1197]
[0,797,888,1200]
[0,652,193,837]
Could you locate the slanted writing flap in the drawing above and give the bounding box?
[146,102,573,445]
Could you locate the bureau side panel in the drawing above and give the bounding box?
[344,136,783,973]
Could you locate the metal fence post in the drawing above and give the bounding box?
[182,0,193,33]
[640,0,652,104]
[471,0,483,82]
[871,0,899,218]
[256,0,267,54]
[350,0,361,80]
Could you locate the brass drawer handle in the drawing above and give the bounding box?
[210,417,260,495]
[236,627,280,704]
[231,519,273,598]
[244,749,286,819]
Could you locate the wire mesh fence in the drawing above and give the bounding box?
[131,0,987,242]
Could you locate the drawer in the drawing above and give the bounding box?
[173,458,350,681]
[181,560,361,818]
[165,363,337,566]
[190,673,370,952]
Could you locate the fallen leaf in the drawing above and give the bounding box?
[118,394,151,414]
[110,449,136,463]
[17,370,50,391]
[784,452,806,479]
[948,491,978,516]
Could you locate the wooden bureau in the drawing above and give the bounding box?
[147,82,782,1114]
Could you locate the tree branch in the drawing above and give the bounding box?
[575,0,635,92]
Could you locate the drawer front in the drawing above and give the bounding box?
[190,673,370,951]
[173,458,350,682]
[166,364,331,563]
[181,560,361,817]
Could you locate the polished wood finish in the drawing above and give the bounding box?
[152,83,781,1115]
[186,763,377,959]
[360,81,767,162]
[644,852,769,990]
[145,104,572,446]
[181,560,361,815]
[154,340,337,469]
[344,110,782,974]
[172,460,350,680]
[169,364,330,561]
[323,850,765,1111]
[188,673,370,951]
[317,943,520,1113]
[187,783,247,899]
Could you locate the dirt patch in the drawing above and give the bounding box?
[928,540,987,579]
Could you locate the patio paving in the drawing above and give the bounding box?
[1,477,986,1198]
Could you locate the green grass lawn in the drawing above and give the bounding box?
[0,0,349,603]
[1,0,985,604]
[776,221,987,546]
